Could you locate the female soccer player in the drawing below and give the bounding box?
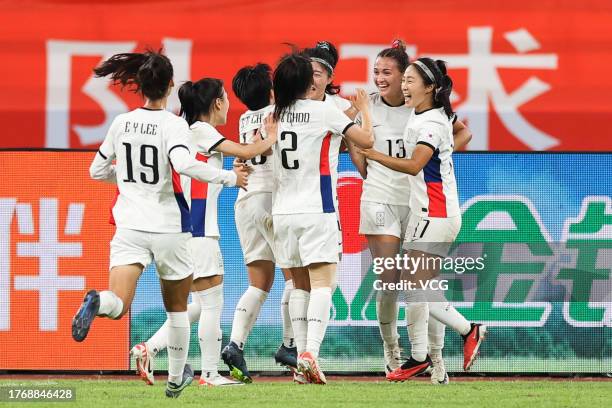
[356,57,486,382]
[269,53,374,384]
[72,50,248,398]
[302,41,354,113]
[347,40,472,384]
[131,77,277,387]
[221,63,299,384]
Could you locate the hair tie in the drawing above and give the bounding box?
[316,41,331,51]
[391,39,402,49]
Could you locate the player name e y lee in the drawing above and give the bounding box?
[124,121,158,136]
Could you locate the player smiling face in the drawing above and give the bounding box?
[374,56,404,101]
[402,64,433,110]
[308,60,332,101]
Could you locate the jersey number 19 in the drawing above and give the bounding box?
[122,142,159,184]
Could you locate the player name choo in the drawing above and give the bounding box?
[124,121,158,136]
[280,111,311,124]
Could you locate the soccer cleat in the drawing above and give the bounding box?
[297,352,327,385]
[131,342,155,385]
[293,372,308,384]
[430,356,449,385]
[221,341,252,384]
[386,355,432,382]
[198,373,243,387]
[274,344,298,370]
[383,342,402,375]
[462,323,487,371]
[71,290,100,342]
[165,364,194,398]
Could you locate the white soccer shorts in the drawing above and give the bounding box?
[189,236,224,279]
[403,214,461,257]
[359,201,411,239]
[234,192,276,264]
[110,228,193,280]
[273,213,341,268]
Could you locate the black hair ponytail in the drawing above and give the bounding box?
[302,40,340,95]
[432,60,454,119]
[273,53,313,120]
[232,63,273,111]
[178,78,224,126]
[93,49,173,101]
[411,57,454,119]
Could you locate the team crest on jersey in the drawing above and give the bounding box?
[375,211,385,226]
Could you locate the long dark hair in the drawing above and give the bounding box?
[302,40,340,95]
[178,78,224,126]
[377,39,410,73]
[411,57,454,119]
[273,54,313,120]
[232,63,272,111]
[93,49,173,100]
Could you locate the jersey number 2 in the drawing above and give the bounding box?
[123,143,159,184]
[280,131,299,170]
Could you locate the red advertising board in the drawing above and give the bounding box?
[0,151,125,370]
[0,0,611,151]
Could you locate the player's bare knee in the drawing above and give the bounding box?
[308,263,337,289]
[247,261,275,291]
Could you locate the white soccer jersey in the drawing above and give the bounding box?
[271,99,354,215]
[403,107,460,218]
[236,106,274,202]
[358,92,412,206]
[324,93,351,111]
[182,121,225,237]
[323,93,351,208]
[93,108,193,233]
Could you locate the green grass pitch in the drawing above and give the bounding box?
[1,379,611,408]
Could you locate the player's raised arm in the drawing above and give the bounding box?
[166,118,247,188]
[169,143,248,189]
[346,140,368,179]
[89,119,118,183]
[343,89,374,148]
[452,118,472,151]
[214,121,277,160]
[356,124,442,176]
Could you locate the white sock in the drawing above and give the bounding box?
[405,289,429,362]
[426,282,471,335]
[98,290,123,319]
[288,289,310,355]
[146,320,169,358]
[306,287,332,359]
[166,311,190,385]
[195,285,223,378]
[376,290,399,346]
[230,286,268,350]
[281,280,295,348]
[428,316,445,361]
[187,296,202,324]
[146,299,201,357]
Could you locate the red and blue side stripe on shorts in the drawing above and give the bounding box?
[190,153,209,237]
[319,133,335,213]
[422,148,447,217]
[171,167,192,233]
